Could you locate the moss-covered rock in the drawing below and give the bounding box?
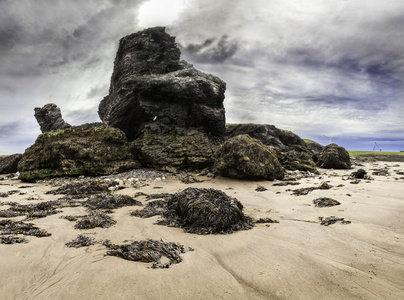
[226,124,317,172]
[18,123,139,182]
[317,143,351,169]
[278,145,318,172]
[214,134,284,180]
[132,122,220,172]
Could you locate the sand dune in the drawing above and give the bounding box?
[1,161,403,300]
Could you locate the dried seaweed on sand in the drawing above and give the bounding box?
[313,197,341,207]
[0,219,51,237]
[65,234,96,248]
[74,211,116,229]
[105,239,193,269]
[133,188,255,235]
[83,193,142,210]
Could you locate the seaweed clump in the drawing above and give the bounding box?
[105,239,194,269]
[319,216,351,226]
[0,199,79,220]
[74,211,116,229]
[313,197,341,207]
[65,234,96,248]
[83,193,142,210]
[46,179,117,198]
[0,220,51,237]
[131,200,167,218]
[160,188,254,234]
[1,235,28,244]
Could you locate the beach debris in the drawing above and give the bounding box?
[0,201,61,219]
[289,187,317,196]
[131,200,167,218]
[46,179,118,198]
[132,188,255,235]
[145,193,172,201]
[351,169,367,179]
[74,211,116,229]
[273,181,300,186]
[83,193,142,210]
[65,234,96,248]
[350,180,360,184]
[372,168,389,176]
[363,175,374,180]
[255,186,268,192]
[159,188,254,234]
[319,216,351,226]
[0,199,80,220]
[134,192,147,198]
[313,197,341,207]
[105,239,194,269]
[318,182,333,189]
[0,219,51,237]
[60,215,78,221]
[180,174,202,184]
[1,235,29,244]
[289,181,334,196]
[255,218,279,224]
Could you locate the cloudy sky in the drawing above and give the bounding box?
[1,0,403,154]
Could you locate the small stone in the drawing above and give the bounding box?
[255,186,268,192]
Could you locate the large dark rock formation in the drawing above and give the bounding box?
[34,103,71,133]
[214,134,284,180]
[226,124,317,171]
[98,27,226,171]
[18,123,139,182]
[317,143,351,169]
[98,27,226,141]
[0,154,22,174]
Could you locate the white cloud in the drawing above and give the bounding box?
[138,0,187,28]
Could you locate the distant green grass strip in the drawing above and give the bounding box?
[0,155,10,157]
[348,151,404,156]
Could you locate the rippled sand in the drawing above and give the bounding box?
[1,161,403,300]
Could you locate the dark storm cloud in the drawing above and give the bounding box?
[1,0,403,153]
[180,35,239,63]
[0,0,146,153]
[168,0,404,150]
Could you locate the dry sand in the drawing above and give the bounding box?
[1,161,403,300]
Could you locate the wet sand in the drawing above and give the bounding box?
[1,161,403,300]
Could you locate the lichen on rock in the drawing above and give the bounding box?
[18,123,139,181]
[214,134,284,180]
[317,143,351,169]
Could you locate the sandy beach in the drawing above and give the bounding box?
[1,161,403,300]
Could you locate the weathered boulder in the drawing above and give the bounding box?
[226,124,306,150]
[0,154,22,174]
[278,145,318,172]
[303,139,324,154]
[317,143,351,169]
[226,124,317,171]
[34,103,71,133]
[18,123,139,182]
[98,27,226,141]
[131,122,220,172]
[214,134,284,180]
